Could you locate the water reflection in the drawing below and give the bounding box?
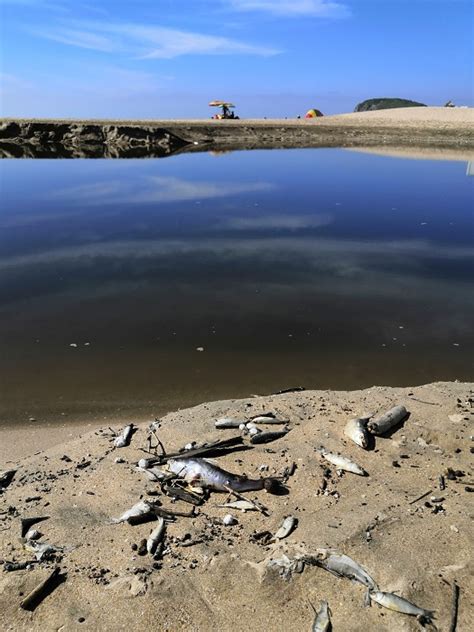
[0,149,472,423]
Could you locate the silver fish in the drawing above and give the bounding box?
[167,457,275,493]
[310,601,331,632]
[306,549,378,591]
[216,500,258,512]
[369,591,434,621]
[274,516,297,540]
[316,447,367,476]
[344,417,370,449]
[251,415,289,425]
[113,500,153,524]
[114,424,134,448]
[146,517,166,555]
[215,417,245,429]
[250,430,289,444]
[368,405,408,436]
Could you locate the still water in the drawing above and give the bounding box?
[0,148,473,424]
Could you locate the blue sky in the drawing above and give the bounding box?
[0,0,472,118]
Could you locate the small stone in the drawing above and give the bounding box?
[223,514,237,526]
[114,457,125,464]
[196,347,204,352]
[450,525,459,533]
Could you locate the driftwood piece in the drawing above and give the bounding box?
[449,582,460,632]
[20,567,65,611]
[158,436,249,463]
[367,405,408,436]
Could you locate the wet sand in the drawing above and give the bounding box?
[1,381,472,631]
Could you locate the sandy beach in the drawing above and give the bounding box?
[1,381,472,631]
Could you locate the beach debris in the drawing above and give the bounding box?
[216,500,258,512]
[25,528,42,541]
[251,413,289,425]
[0,469,16,492]
[316,447,367,476]
[274,516,298,541]
[310,600,332,631]
[304,549,378,592]
[4,560,37,572]
[114,424,134,448]
[112,500,154,524]
[20,567,64,611]
[166,457,277,493]
[20,516,49,538]
[408,489,432,505]
[449,582,460,632]
[344,417,371,449]
[159,436,248,462]
[146,517,166,556]
[250,430,289,445]
[114,457,125,464]
[369,591,435,622]
[267,554,305,580]
[223,514,238,526]
[439,475,446,491]
[250,530,273,545]
[24,540,63,562]
[215,418,244,429]
[137,465,167,482]
[161,481,205,506]
[273,386,305,395]
[367,405,408,436]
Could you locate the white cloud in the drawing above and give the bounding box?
[227,0,350,17]
[48,175,274,205]
[30,20,280,58]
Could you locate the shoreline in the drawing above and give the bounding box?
[1,380,472,631]
[1,107,473,158]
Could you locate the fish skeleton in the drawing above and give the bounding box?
[147,518,166,555]
[316,447,367,476]
[167,457,275,493]
[114,424,134,448]
[274,516,297,540]
[369,591,434,621]
[344,417,370,449]
[113,500,153,524]
[310,601,331,632]
[306,549,378,591]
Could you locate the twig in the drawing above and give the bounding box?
[449,582,460,632]
[407,396,440,406]
[20,567,64,611]
[408,489,432,505]
[224,486,269,516]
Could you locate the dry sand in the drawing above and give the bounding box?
[1,381,473,631]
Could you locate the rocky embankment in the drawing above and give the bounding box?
[0,121,190,158]
[1,108,473,159]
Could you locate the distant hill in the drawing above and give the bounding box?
[355,98,427,112]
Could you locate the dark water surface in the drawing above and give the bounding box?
[0,149,473,424]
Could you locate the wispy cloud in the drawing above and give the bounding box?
[221,213,333,230]
[30,20,280,58]
[48,176,274,205]
[227,0,350,17]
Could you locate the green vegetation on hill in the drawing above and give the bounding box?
[355,98,427,112]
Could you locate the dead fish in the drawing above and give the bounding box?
[215,417,245,429]
[344,417,370,449]
[114,424,134,448]
[250,430,289,444]
[251,415,289,425]
[146,517,166,555]
[310,600,331,632]
[368,405,408,436]
[305,549,378,592]
[316,447,367,476]
[0,469,16,490]
[216,500,258,512]
[24,540,63,561]
[167,457,276,493]
[267,554,305,580]
[112,500,153,524]
[369,591,435,621]
[274,516,298,540]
